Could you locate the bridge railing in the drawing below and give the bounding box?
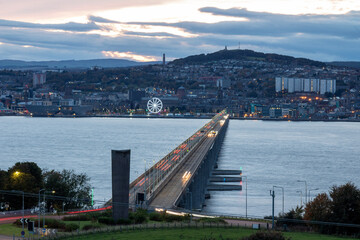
[172,115,230,208]
[129,110,227,203]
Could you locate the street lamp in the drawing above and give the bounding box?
[241,176,248,218]
[273,186,284,215]
[296,190,303,207]
[43,190,55,229]
[308,188,319,201]
[270,189,275,229]
[12,190,24,233]
[297,180,307,205]
[38,189,45,232]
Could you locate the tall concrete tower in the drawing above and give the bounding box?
[112,150,130,221]
[163,53,166,66]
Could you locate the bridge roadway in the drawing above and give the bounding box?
[148,121,222,209]
[125,110,227,209]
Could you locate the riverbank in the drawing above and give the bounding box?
[2,114,360,122]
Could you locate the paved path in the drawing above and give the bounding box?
[224,219,269,229]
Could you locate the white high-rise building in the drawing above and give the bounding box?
[294,78,303,92]
[304,79,311,92]
[276,77,336,95]
[288,78,295,93]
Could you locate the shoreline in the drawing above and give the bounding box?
[1,114,359,122]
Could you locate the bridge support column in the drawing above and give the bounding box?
[112,150,130,221]
[184,118,229,211]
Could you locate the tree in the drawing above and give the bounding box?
[281,205,304,220]
[329,182,360,224]
[304,182,360,235]
[43,169,92,211]
[304,193,331,222]
[5,162,43,209]
[7,162,43,191]
[0,170,7,189]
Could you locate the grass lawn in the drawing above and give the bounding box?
[56,227,356,240]
[0,223,30,236]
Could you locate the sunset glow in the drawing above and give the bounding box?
[0,0,359,61]
[102,51,157,62]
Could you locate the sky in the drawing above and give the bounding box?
[0,0,360,62]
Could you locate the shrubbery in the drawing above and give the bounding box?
[14,218,81,232]
[98,217,116,225]
[64,223,79,232]
[82,223,102,231]
[133,208,148,224]
[242,231,291,240]
[116,218,132,225]
[149,212,162,221]
[63,214,91,221]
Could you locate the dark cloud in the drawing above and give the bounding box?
[173,8,360,39]
[0,7,360,61]
[123,31,178,37]
[0,19,101,32]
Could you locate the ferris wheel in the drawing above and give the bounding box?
[147,97,163,114]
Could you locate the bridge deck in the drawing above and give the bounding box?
[149,123,222,209]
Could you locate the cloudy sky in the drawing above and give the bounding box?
[0,0,359,62]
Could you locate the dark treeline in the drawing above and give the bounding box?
[0,162,92,211]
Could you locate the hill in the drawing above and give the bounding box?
[327,61,360,69]
[171,49,326,67]
[0,59,159,70]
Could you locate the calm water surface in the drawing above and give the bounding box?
[1,117,359,217]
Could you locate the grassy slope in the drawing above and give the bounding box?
[57,227,353,240]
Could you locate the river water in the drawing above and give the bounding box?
[1,117,359,218]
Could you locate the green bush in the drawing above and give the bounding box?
[149,212,163,222]
[82,223,102,231]
[164,213,188,222]
[98,217,115,225]
[63,214,91,221]
[64,223,79,232]
[116,218,132,225]
[133,208,148,224]
[242,231,291,240]
[40,218,66,229]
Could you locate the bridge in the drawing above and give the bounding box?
[125,109,241,211]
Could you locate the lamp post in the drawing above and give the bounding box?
[43,191,55,229]
[38,189,45,232]
[273,186,284,215]
[241,176,248,218]
[296,190,303,207]
[308,188,319,201]
[270,190,275,229]
[12,190,24,233]
[297,180,307,205]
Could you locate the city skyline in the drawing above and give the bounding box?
[0,0,360,61]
